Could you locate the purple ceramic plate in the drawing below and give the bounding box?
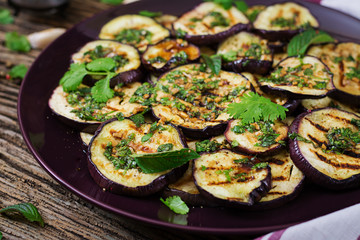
[18,0,360,235]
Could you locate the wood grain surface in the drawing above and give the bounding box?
[0,0,255,239]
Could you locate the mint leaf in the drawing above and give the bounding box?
[60,63,88,92]
[5,32,31,52]
[0,8,14,24]
[287,28,334,57]
[133,149,200,174]
[91,73,116,102]
[139,10,162,18]
[86,58,116,72]
[100,0,123,5]
[0,203,44,227]
[202,54,222,75]
[234,0,248,12]
[9,64,28,79]
[160,196,189,215]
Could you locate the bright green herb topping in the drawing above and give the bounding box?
[345,67,360,80]
[115,28,153,45]
[207,11,230,28]
[148,56,167,64]
[326,127,360,154]
[104,140,139,171]
[157,143,174,152]
[195,139,221,153]
[271,17,296,28]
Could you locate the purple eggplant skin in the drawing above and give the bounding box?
[222,58,273,76]
[328,88,360,108]
[87,118,190,197]
[267,41,287,54]
[283,99,300,116]
[252,28,301,42]
[289,109,360,190]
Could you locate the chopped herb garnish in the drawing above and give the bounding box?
[115,28,153,45]
[195,139,221,153]
[157,143,174,152]
[326,127,360,153]
[251,162,268,169]
[345,67,360,80]
[207,11,229,28]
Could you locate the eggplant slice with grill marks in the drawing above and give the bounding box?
[289,108,360,190]
[88,118,188,196]
[225,119,288,156]
[307,42,360,107]
[217,32,273,75]
[151,64,253,139]
[301,96,360,115]
[193,149,272,208]
[258,56,334,99]
[99,14,170,52]
[141,39,200,76]
[49,82,148,133]
[253,2,319,41]
[172,2,249,45]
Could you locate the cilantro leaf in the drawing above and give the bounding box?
[0,8,14,24]
[60,63,88,92]
[100,0,123,5]
[160,196,189,215]
[86,58,116,72]
[202,54,222,75]
[226,92,288,124]
[0,203,44,227]
[287,28,334,57]
[91,72,116,102]
[204,0,233,10]
[139,10,162,18]
[9,64,28,79]
[234,0,248,12]
[5,31,31,52]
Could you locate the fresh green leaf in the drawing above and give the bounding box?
[0,8,14,24]
[133,149,200,173]
[204,0,233,10]
[0,231,2,240]
[86,58,116,72]
[226,92,288,124]
[287,28,334,57]
[160,196,189,215]
[60,63,89,92]
[91,73,116,102]
[5,31,31,52]
[9,64,28,79]
[0,203,44,227]
[100,0,123,5]
[234,0,248,12]
[139,10,162,18]
[129,113,146,127]
[201,54,222,75]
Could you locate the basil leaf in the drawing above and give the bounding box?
[287,28,334,57]
[86,58,116,72]
[5,31,31,52]
[0,8,14,24]
[139,10,162,18]
[100,0,123,5]
[91,72,116,102]
[234,0,248,13]
[9,64,28,79]
[0,203,44,227]
[202,54,222,75]
[133,149,200,173]
[160,196,189,215]
[60,63,88,92]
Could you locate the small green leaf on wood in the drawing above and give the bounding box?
[9,64,28,79]
[0,203,44,227]
[100,0,124,5]
[5,31,31,52]
[0,8,14,24]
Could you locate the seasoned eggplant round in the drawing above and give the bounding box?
[253,2,319,41]
[217,32,273,75]
[188,135,231,154]
[225,119,288,156]
[99,14,170,52]
[151,64,253,139]
[173,2,249,45]
[193,149,272,208]
[258,56,334,99]
[301,97,360,114]
[307,42,360,107]
[80,132,94,146]
[154,14,178,32]
[289,108,360,190]
[71,40,143,87]
[141,39,200,76]
[48,82,147,133]
[88,118,188,196]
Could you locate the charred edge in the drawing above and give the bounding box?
[344,150,360,159]
[304,117,329,132]
[314,151,360,170]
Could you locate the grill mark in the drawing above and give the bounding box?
[273,176,287,181]
[314,151,360,170]
[267,158,285,165]
[325,113,352,124]
[304,117,329,132]
[308,134,326,147]
[339,60,346,87]
[266,191,286,195]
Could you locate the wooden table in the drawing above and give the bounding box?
[0,1,253,239]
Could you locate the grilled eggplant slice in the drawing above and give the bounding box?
[193,149,272,207]
[307,42,360,107]
[217,32,273,75]
[71,40,143,87]
[253,2,319,41]
[99,15,170,52]
[80,132,94,146]
[141,39,200,75]
[151,64,253,139]
[253,150,305,209]
[225,119,288,156]
[259,56,334,99]
[88,118,188,196]
[289,108,360,189]
[49,82,147,133]
[301,97,360,114]
[173,2,249,45]
[154,14,178,31]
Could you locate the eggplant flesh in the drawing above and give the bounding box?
[151,64,252,139]
[259,56,334,99]
[289,108,360,189]
[88,119,187,196]
[173,2,249,45]
[301,97,360,115]
[193,149,271,207]
[99,14,170,52]
[217,32,273,75]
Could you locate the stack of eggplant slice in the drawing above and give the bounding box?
[49,1,360,211]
